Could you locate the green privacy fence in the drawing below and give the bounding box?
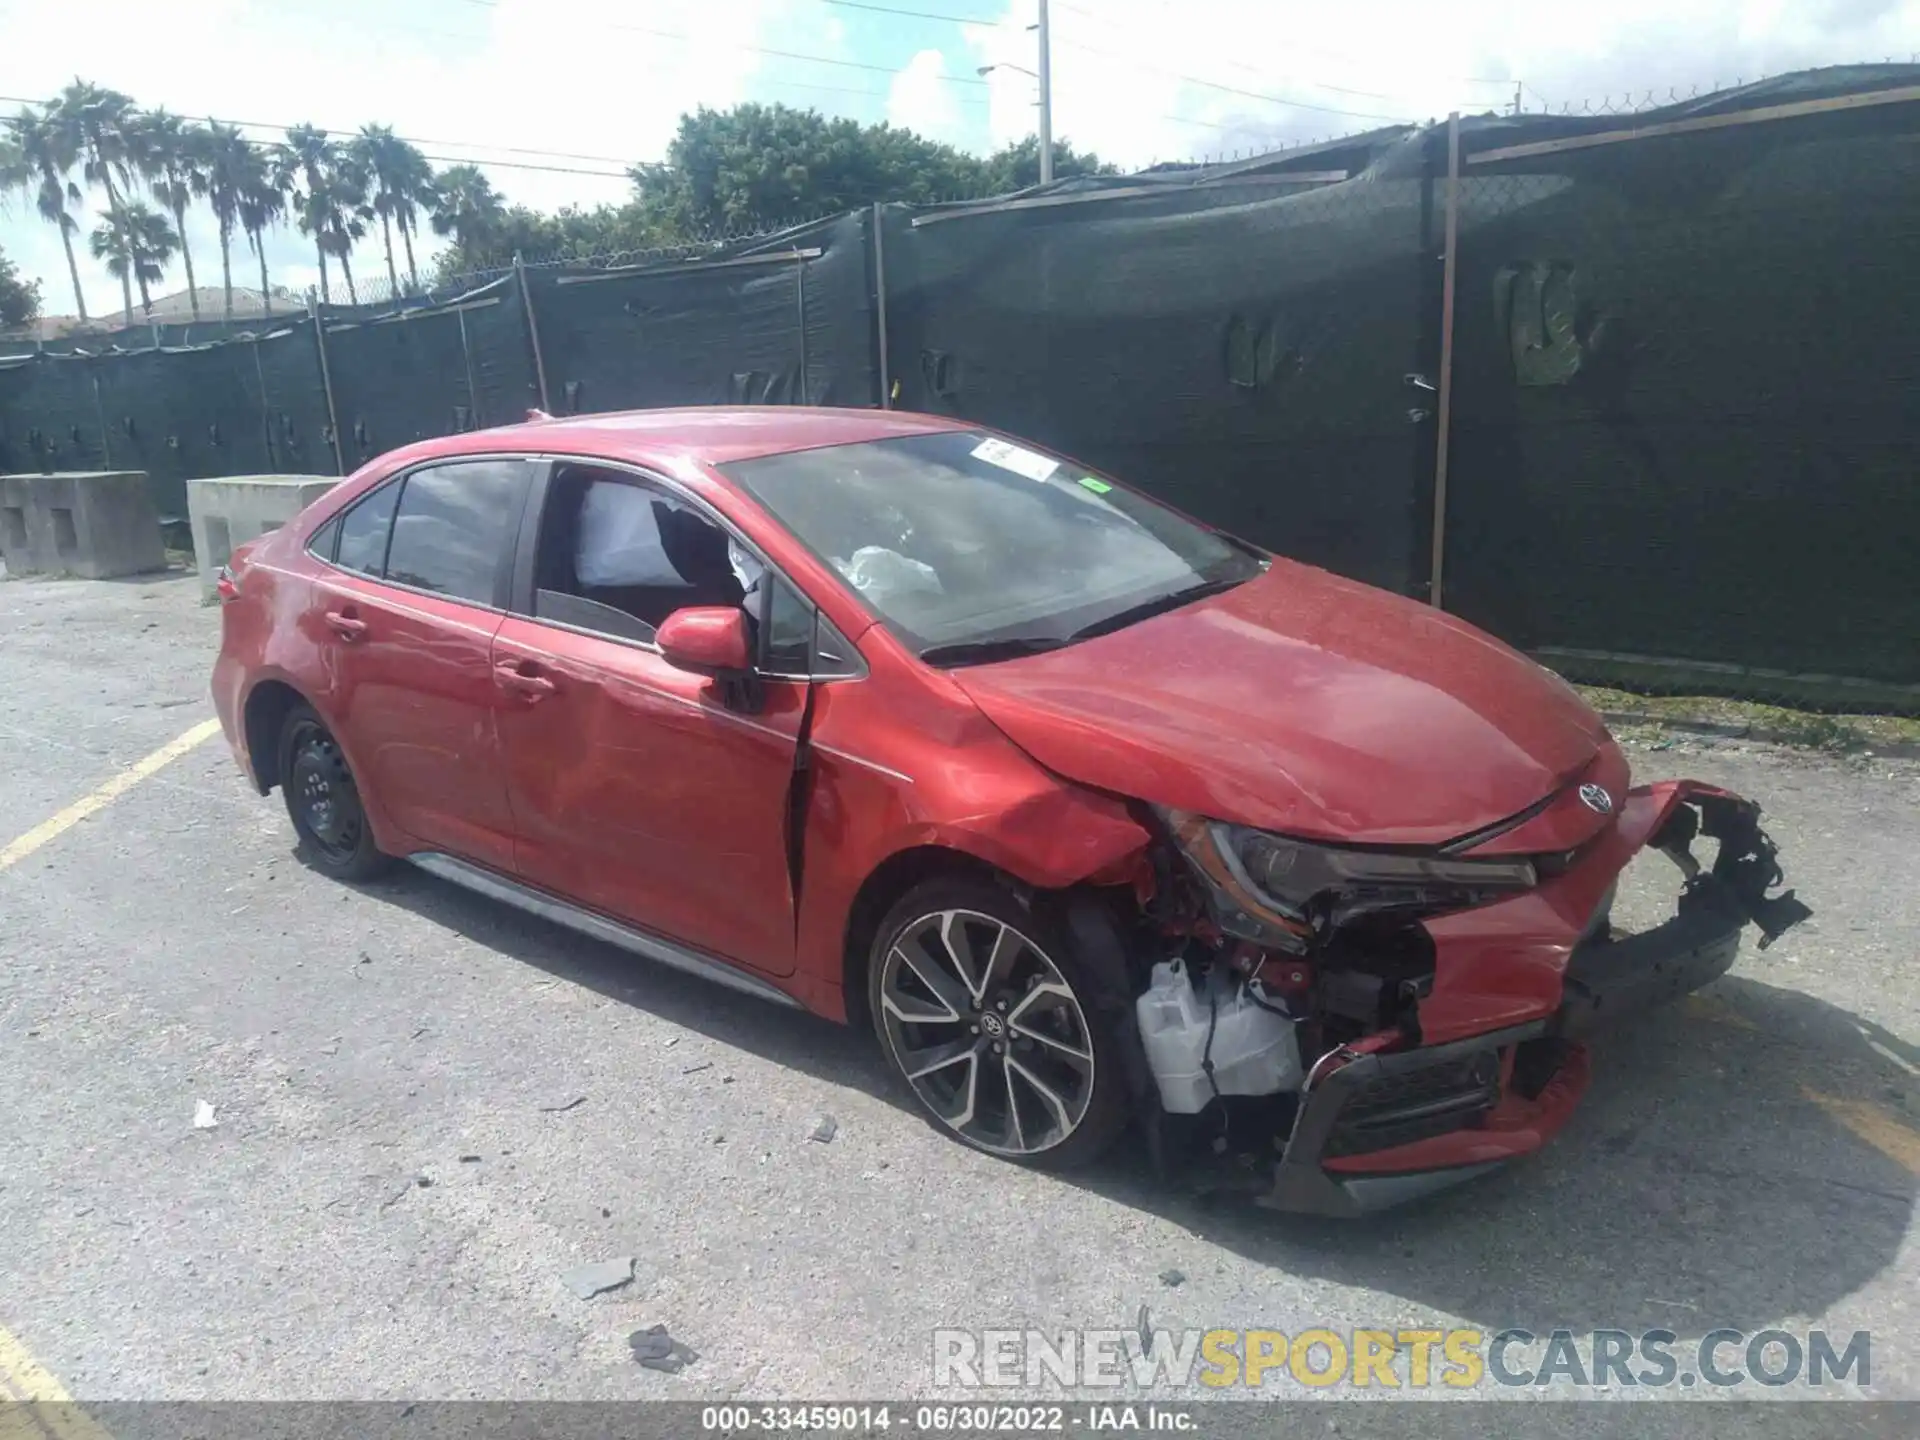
[3,68,1917,710]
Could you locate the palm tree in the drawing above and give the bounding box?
[237,161,286,317]
[0,105,88,321]
[274,124,369,305]
[89,201,177,322]
[353,124,435,298]
[56,80,141,324]
[429,163,505,266]
[136,109,210,319]
[202,121,256,322]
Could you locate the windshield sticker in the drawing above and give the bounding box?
[972,437,1059,482]
[1077,476,1113,495]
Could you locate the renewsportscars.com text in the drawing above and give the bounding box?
[931,1327,1872,1391]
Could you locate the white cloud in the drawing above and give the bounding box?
[963,0,1920,167]
[0,0,799,317]
[887,48,966,142]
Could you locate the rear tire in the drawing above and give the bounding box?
[277,704,389,882]
[867,876,1131,1170]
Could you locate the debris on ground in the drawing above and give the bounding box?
[1158,1268,1186,1288]
[680,1061,713,1076]
[538,1096,587,1113]
[808,1113,838,1143]
[458,1154,482,1164]
[629,1323,697,1373]
[192,1100,218,1130]
[1136,1304,1151,1351]
[414,1175,433,1188]
[562,1256,634,1300]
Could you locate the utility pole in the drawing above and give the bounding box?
[1512,81,1524,116]
[1037,0,1054,183]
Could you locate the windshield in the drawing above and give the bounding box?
[721,430,1266,660]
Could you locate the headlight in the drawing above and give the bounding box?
[1159,808,1536,938]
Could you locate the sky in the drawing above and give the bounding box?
[3,0,1919,319]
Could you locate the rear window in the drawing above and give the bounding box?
[382,460,529,605]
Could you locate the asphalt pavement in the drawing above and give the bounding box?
[0,569,1915,1411]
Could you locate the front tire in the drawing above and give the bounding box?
[278,704,389,882]
[867,876,1130,1169]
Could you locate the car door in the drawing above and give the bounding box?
[490,462,837,978]
[305,456,535,872]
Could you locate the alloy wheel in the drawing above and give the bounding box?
[877,909,1096,1157]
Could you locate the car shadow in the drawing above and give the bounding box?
[355,863,1914,1340]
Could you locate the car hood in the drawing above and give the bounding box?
[949,560,1613,848]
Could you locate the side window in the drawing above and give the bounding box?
[383,460,528,605]
[334,482,400,576]
[532,467,744,642]
[306,514,342,563]
[762,576,815,676]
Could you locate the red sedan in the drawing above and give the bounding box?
[210,408,1809,1213]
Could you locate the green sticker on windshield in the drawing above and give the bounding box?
[1078,476,1112,494]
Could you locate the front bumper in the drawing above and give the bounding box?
[1258,783,1809,1217]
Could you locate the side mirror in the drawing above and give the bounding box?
[656,606,751,676]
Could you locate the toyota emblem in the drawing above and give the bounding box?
[1578,783,1614,815]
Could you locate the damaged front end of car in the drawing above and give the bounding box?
[1104,779,1811,1216]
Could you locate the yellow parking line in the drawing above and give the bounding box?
[0,1325,112,1440]
[0,719,220,874]
[1803,1087,1920,1176]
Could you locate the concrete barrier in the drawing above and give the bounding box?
[0,471,167,579]
[186,474,339,600]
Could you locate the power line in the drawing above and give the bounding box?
[1053,0,1513,92]
[819,0,1000,21]
[450,0,992,86]
[0,95,644,175]
[1052,37,1415,121]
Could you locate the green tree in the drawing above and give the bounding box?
[0,244,42,328]
[136,109,211,319]
[237,150,287,316]
[203,121,259,321]
[353,124,435,297]
[429,163,507,265]
[629,103,993,234]
[978,135,1114,192]
[0,105,88,322]
[89,200,177,321]
[274,124,369,305]
[56,81,142,324]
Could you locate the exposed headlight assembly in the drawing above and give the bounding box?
[1158,808,1537,944]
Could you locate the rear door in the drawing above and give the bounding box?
[307,456,536,871]
[490,461,821,977]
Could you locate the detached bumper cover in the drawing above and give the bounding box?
[1258,783,1810,1217]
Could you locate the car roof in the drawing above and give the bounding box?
[404,406,975,471]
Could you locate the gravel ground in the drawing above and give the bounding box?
[0,571,1914,1415]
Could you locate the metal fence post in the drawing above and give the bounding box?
[513,253,552,413]
[1428,112,1462,611]
[871,202,892,408]
[89,366,112,469]
[456,306,482,429]
[794,249,810,405]
[309,295,346,476]
[252,336,276,469]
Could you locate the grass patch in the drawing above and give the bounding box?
[1575,686,1920,752]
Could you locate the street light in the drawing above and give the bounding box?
[974,0,1054,184]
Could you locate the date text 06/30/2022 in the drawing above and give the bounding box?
[699,1406,1196,1433]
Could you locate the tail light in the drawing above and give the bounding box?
[214,564,240,603]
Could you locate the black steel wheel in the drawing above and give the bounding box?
[868,877,1129,1168]
[277,704,388,881]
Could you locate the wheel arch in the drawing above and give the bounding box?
[840,845,1008,1033]
[242,676,313,794]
